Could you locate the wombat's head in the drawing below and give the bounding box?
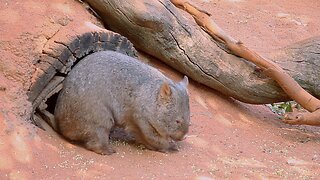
[153,75,190,142]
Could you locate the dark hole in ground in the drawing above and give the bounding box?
[45,91,60,115]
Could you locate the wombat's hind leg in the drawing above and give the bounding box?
[84,127,115,155]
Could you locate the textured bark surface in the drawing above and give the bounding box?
[271,37,320,98]
[85,0,320,104]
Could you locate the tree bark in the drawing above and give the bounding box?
[84,0,320,104]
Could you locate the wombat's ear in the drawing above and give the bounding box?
[159,81,172,102]
[179,75,189,88]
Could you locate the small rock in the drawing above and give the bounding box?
[195,176,214,180]
[286,158,307,166]
[312,154,319,161]
[277,12,290,18]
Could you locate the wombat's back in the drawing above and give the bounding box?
[66,50,168,95]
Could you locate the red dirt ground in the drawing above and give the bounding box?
[0,0,319,179]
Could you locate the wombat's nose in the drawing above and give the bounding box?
[181,134,187,140]
[170,132,187,141]
[173,134,187,141]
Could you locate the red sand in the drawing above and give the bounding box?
[0,0,319,179]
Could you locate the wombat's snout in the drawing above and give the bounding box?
[171,134,187,141]
[170,127,188,141]
[180,134,187,140]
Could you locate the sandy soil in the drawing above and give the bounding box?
[0,0,319,179]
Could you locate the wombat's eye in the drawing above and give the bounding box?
[176,120,182,124]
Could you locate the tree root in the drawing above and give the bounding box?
[170,0,320,126]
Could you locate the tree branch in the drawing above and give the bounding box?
[170,0,320,126]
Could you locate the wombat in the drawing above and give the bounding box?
[54,51,190,155]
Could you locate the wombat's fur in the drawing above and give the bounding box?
[54,51,190,155]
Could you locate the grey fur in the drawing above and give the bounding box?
[54,51,190,155]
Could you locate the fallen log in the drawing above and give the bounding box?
[84,0,320,105]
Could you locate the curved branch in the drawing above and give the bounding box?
[170,0,320,126]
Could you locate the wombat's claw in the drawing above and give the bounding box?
[99,145,116,155]
[169,142,179,152]
[157,142,179,153]
[85,142,116,155]
[92,146,116,155]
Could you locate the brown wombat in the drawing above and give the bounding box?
[54,51,190,155]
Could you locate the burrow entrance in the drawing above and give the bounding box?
[29,22,137,129]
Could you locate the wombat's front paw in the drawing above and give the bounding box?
[85,142,116,155]
[168,141,179,151]
[99,146,116,155]
[156,141,179,153]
